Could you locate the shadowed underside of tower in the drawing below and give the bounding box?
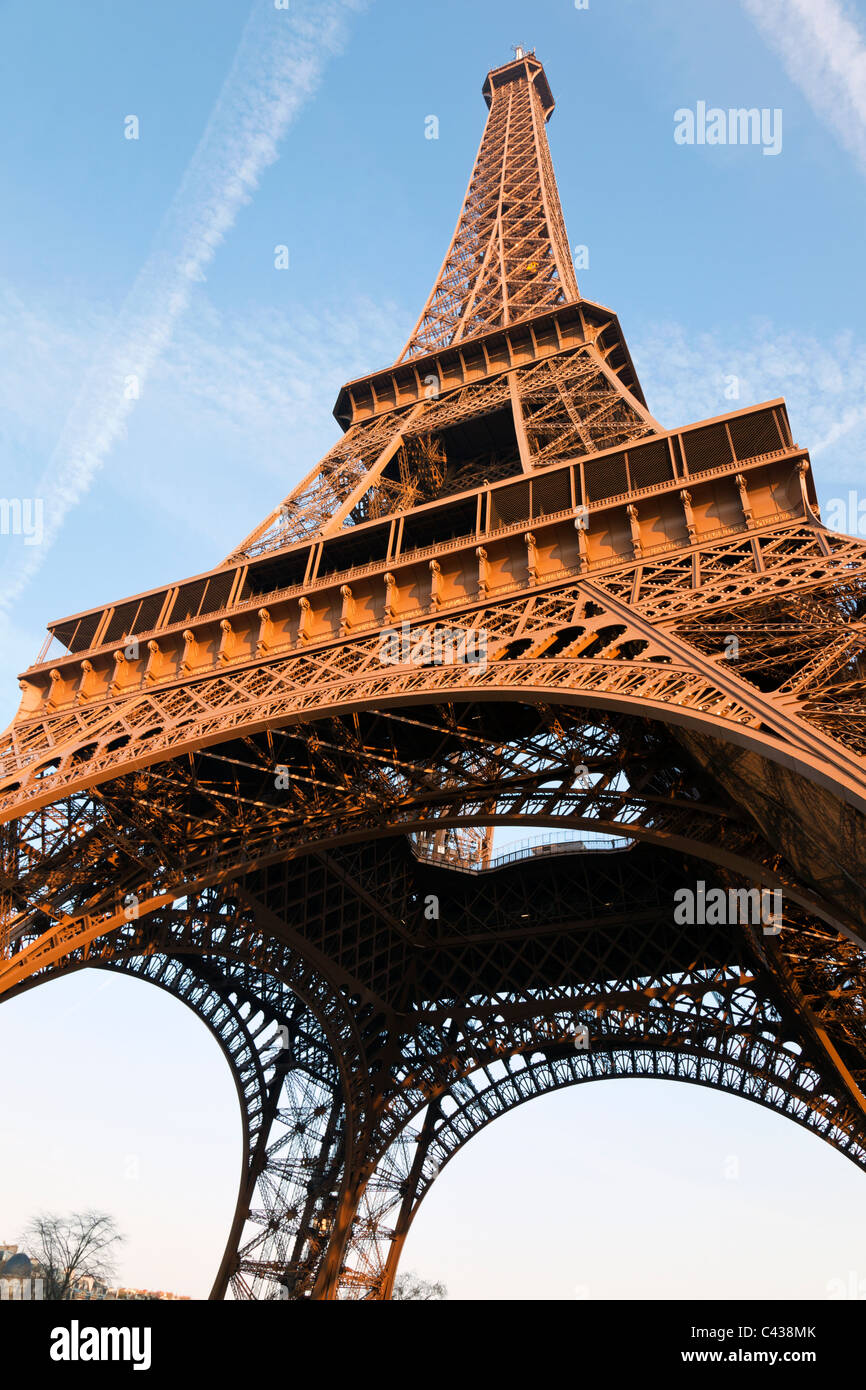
[2,52,865,1300]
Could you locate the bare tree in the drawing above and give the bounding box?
[21,1211,124,1301]
[392,1270,447,1300]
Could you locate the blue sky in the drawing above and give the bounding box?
[2,0,866,1298]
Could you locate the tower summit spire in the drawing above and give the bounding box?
[398,52,579,361]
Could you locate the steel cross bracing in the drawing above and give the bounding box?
[4,846,864,1298]
[226,330,659,561]
[2,53,866,1299]
[397,51,579,360]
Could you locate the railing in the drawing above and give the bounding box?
[28,446,808,676]
[412,829,634,872]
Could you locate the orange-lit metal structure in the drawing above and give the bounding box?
[2,52,865,1299]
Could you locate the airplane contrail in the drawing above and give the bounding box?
[0,0,364,613]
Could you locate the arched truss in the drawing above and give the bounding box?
[93,950,347,1301]
[7,550,866,833]
[306,845,866,1297]
[5,679,866,1009]
[3,535,866,1301]
[365,1022,866,1299]
[2,913,374,1302]
[6,829,864,1300]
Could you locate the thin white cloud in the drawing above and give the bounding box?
[122,293,404,548]
[0,283,403,711]
[0,0,363,614]
[742,0,866,171]
[631,318,866,498]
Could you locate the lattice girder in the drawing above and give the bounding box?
[398,52,579,361]
[3,48,866,1300]
[6,837,863,1300]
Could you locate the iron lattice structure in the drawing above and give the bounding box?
[2,52,866,1299]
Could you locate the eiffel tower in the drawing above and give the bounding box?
[2,50,866,1301]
